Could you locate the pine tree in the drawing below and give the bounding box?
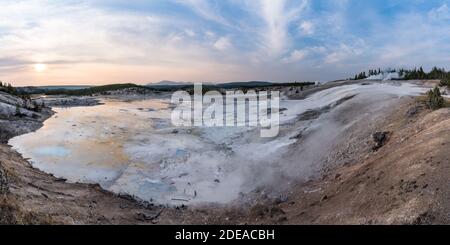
[427,87,445,110]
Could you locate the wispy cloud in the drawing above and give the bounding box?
[173,0,232,27]
[429,3,450,20]
[251,0,308,57]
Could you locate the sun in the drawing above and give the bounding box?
[34,63,47,72]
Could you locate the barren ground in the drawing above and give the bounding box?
[1,81,450,224]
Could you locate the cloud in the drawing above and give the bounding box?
[283,50,308,63]
[185,29,196,37]
[299,20,314,35]
[205,31,216,39]
[0,1,244,85]
[213,37,232,51]
[428,3,450,20]
[259,0,307,57]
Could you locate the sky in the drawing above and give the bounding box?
[1,0,450,86]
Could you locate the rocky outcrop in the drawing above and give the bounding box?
[0,91,53,143]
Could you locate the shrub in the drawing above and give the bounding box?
[440,78,450,87]
[427,87,445,110]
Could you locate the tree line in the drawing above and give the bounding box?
[0,81,18,95]
[352,68,388,80]
[351,67,450,81]
[403,67,450,81]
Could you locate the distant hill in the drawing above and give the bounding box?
[148,81,192,86]
[216,81,273,89]
[39,85,92,90]
[146,81,274,90]
[44,83,150,96]
[146,81,192,90]
[20,81,316,96]
[17,85,92,94]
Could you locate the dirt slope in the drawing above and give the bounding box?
[232,98,450,224]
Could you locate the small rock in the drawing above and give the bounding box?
[372,131,391,151]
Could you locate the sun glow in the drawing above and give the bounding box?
[34,63,47,72]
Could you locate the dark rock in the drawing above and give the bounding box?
[412,211,435,225]
[290,131,303,140]
[372,131,391,151]
[136,209,164,221]
[400,180,420,193]
[118,193,136,202]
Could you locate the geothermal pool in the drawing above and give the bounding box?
[9,83,427,205]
